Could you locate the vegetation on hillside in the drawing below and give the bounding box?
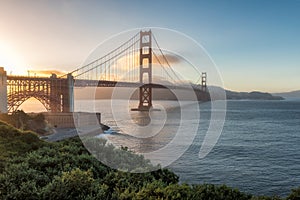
[0,120,300,199]
[0,120,45,171]
[0,110,49,134]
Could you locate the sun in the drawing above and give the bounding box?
[0,41,27,75]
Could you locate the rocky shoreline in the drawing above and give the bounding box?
[42,123,110,142]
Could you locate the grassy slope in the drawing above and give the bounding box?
[0,121,46,170]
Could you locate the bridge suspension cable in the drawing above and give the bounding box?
[152,34,185,85]
[61,32,140,80]
[62,30,187,87]
[152,51,177,83]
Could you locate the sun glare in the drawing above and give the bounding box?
[0,41,27,75]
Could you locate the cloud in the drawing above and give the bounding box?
[30,70,66,76]
[153,53,181,65]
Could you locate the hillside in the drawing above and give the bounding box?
[273,90,300,98]
[226,90,284,100]
[208,86,284,100]
[0,121,46,170]
[75,87,284,101]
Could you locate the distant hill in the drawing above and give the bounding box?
[226,90,284,100]
[272,90,300,98]
[75,86,284,101]
[208,86,284,100]
[76,87,209,101]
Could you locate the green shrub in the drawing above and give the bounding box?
[286,187,300,200]
[189,184,251,200]
[42,168,95,200]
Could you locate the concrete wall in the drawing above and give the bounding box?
[42,112,101,128]
[0,67,7,113]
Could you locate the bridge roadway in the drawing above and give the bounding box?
[74,79,210,102]
[7,75,203,91]
[7,75,55,82]
[74,79,204,91]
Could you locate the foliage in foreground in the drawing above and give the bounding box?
[0,120,300,199]
[0,120,45,171]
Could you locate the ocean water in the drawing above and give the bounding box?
[76,99,300,197]
[170,99,300,197]
[23,98,300,196]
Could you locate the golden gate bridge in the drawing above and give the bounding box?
[0,30,209,114]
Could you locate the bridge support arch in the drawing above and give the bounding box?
[49,73,74,113]
[4,71,74,114]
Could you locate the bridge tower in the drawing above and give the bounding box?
[137,30,153,111]
[50,73,74,113]
[0,67,7,113]
[64,73,74,112]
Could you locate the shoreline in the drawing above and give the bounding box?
[42,128,79,142]
[42,123,110,142]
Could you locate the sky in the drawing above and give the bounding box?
[0,0,299,92]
